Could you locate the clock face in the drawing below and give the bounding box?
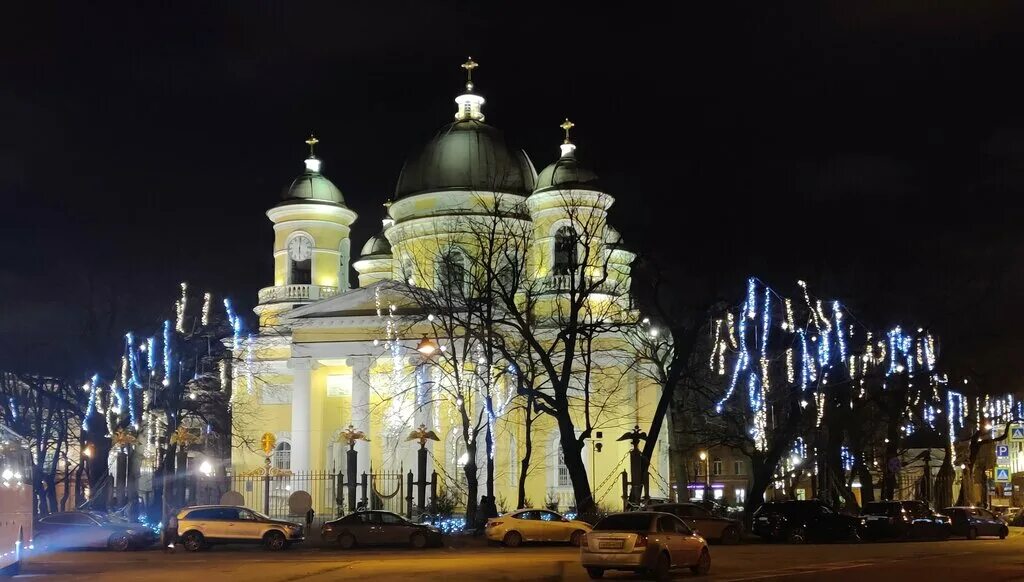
[288,236,313,261]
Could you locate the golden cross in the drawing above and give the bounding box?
[305,134,319,156]
[560,118,575,144]
[461,57,479,85]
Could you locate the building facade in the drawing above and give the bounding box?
[230,61,668,513]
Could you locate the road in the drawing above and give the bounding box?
[17,536,1024,581]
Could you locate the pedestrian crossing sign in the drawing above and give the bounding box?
[996,467,1011,482]
[1011,427,1024,440]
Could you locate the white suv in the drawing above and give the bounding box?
[172,505,304,551]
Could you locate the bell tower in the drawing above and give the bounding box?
[255,135,358,327]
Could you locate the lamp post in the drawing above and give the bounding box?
[699,451,710,500]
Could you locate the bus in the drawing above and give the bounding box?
[0,425,32,575]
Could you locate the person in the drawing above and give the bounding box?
[305,507,315,531]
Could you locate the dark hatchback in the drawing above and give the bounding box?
[322,510,443,548]
[862,501,950,540]
[941,506,1009,539]
[752,500,863,543]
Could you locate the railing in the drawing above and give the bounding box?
[257,284,339,304]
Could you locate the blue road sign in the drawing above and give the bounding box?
[1012,427,1024,440]
[997,444,1010,458]
[996,467,1011,482]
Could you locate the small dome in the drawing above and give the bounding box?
[282,157,345,205]
[395,120,537,199]
[535,144,600,192]
[359,233,392,258]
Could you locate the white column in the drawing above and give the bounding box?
[289,357,313,474]
[349,356,372,478]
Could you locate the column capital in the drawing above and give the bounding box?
[345,355,374,370]
[287,357,317,370]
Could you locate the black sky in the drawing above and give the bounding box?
[2,2,1024,387]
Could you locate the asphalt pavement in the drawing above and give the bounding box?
[16,535,1024,581]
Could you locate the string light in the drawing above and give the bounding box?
[175,282,188,333]
[201,292,212,326]
[162,320,172,386]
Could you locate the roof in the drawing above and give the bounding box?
[395,120,537,199]
[359,233,392,258]
[282,158,346,205]
[534,145,600,193]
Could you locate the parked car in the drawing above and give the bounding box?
[649,503,743,544]
[941,506,1009,539]
[485,509,592,547]
[34,511,157,551]
[172,505,304,551]
[861,500,950,540]
[751,500,863,543]
[580,511,710,580]
[322,510,442,549]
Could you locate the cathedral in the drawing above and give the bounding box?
[230,59,669,513]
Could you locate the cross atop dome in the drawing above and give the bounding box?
[559,118,577,158]
[461,57,479,92]
[304,133,322,173]
[454,57,486,122]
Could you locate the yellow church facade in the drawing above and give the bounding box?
[230,62,670,514]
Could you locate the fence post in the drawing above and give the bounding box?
[336,471,344,513]
[621,470,628,511]
[263,457,272,515]
[417,446,428,514]
[406,470,414,519]
[360,472,368,509]
[430,471,438,515]
[346,448,358,512]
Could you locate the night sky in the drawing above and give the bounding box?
[2,2,1024,388]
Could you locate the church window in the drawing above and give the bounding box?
[553,227,578,275]
[437,248,467,295]
[326,374,352,397]
[273,442,291,470]
[557,445,570,487]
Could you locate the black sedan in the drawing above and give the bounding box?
[942,506,1009,539]
[34,511,157,551]
[321,510,443,549]
[752,500,863,543]
[862,501,950,540]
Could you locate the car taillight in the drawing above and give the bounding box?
[486,521,503,529]
[634,534,648,548]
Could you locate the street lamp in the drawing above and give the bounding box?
[199,460,213,477]
[698,451,710,499]
[416,335,438,356]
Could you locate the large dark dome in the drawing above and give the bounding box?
[395,120,537,199]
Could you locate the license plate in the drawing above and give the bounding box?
[866,516,887,521]
[599,540,624,549]
[757,517,768,522]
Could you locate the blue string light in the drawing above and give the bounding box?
[84,374,99,431]
[163,320,172,386]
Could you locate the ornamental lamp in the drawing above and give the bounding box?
[416,335,439,356]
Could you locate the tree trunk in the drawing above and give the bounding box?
[934,444,954,510]
[854,459,875,504]
[744,460,774,528]
[464,456,478,529]
[485,423,494,499]
[517,404,534,509]
[558,421,594,514]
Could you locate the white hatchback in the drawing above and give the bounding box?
[485,509,592,547]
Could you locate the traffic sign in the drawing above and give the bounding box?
[1011,427,1024,441]
[995,467,1011,482]
[997,444,1010,458]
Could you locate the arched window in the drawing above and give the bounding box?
[338,239,351,290]
[556,445,570,487]
[437,249,466,295]
[287,234,313,285]
[553,226,578,275]
[273,442,291,470]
